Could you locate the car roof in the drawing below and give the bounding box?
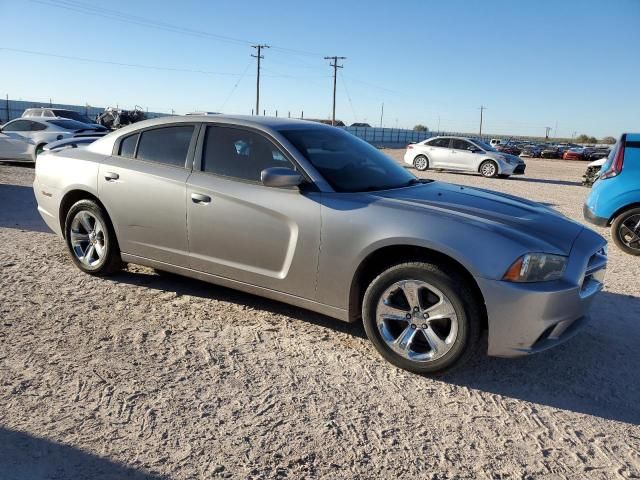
[85,115,339,155]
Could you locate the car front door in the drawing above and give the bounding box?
[97,124,197,266]
[423,137,451,168]
[0,120,34,159]
[186,124,321,300]
[449,139,478,171]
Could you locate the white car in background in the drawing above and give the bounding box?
[404,136,526,178]
[0,118,106,162]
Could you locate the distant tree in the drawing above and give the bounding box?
[601,136,617,144]
[575,134,598,144]
[413,124,429,132]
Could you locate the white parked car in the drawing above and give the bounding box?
[0,118,106,162]
[22,107,97,125]
[404,136,526,178]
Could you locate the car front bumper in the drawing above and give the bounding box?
[478,227,607,357]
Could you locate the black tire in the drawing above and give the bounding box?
[362,262,482,374]
[413,155,429,171]
[33,143,46,162]
[479,160,499,178]
[611,207,640,256]
[64,199,122,275]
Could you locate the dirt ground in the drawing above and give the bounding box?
[1,154,639,479]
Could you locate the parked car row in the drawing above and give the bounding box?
[488,138,612,161]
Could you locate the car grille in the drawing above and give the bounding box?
[580,246,607,298]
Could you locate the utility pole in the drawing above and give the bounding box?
[324,56,346,126]
[545,126,552,139]
[379,102,384,128]
[251,44,269,116]
[478,105,487,137]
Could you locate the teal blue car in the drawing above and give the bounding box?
[584,133,640,255]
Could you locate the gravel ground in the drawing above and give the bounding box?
[1,154,639,479]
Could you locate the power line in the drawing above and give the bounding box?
[339,71,357,123]
[219,60,253,112]
[0,47,247,76]
[252,45,270,116]
[324,56,346,126]
[29,0,322,58]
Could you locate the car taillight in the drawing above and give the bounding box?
[601,135,626,179]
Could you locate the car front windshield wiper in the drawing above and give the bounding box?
[405,178,434,187]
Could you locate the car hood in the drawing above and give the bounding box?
[371,182,584,254]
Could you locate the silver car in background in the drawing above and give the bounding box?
[34,116,606,373]
[0,117,106,162]
[404,136,526,178]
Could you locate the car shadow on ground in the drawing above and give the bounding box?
[111,269,640,426]
[110,268,368,340]
[0,183,51,233]
[0,427,167,480]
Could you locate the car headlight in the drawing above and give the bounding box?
[503,253,567,282]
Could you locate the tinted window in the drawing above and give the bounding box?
[280,127,417,192]
[428,138,451,148]
[2,120,32,132]
[136,126,194,167]
[30,122,47,131]
[119,133,139,158]
[48,119,97,130]
[451,139,473,151]
[202,126,292,182]
[52,110,94,124]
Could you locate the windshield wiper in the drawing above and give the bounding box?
[405,178,433,186]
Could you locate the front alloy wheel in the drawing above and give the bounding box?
[362,262,481,374]
[479,160,498,178]
[376,280,458,362]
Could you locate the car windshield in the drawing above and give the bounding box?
[280,127,418,192]
[472,140,496,151]
[48,119,100,130]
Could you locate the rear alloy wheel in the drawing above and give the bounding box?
[413,155,429,171]
[362,262,481,374]
[64,199,122,275]
[479,160,499,178]
[612,207,640,256]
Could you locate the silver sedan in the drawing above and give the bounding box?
[33,115,607,373]
[0,117,106,162]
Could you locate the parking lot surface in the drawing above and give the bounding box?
[1,155,639,479]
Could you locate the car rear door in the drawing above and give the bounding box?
[97,124,197,266]
[423,137,451,167]
[185,124,321,300]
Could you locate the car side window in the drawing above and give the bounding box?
[201,126,292,182]
[119,133,139,158]
[30,122,47,131]
[135,126,194,167]
[451,139,472,151]
[430,138,450,148]
[2,120,32,132]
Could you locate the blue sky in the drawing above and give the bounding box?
[2,0,639,137]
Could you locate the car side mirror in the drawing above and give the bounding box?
[261,167,303,188]
[468,146,481,153]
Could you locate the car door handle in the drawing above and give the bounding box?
[191,193,211,204]
[104,172,119,181]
